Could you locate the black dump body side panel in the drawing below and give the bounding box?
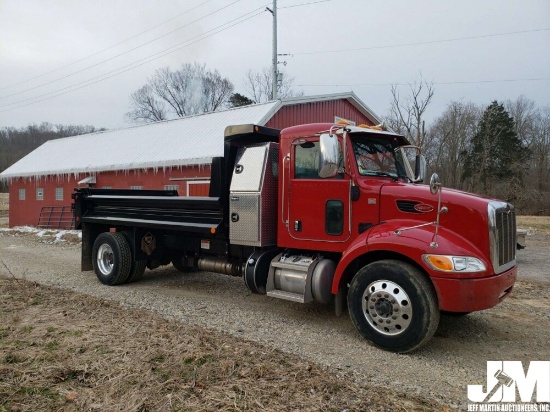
[73,188,224,236]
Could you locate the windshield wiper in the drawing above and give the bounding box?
[365,171,399,180]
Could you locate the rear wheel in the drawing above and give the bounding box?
[92,232,132,285]
[121,232,146,283]
[347,260,440,353]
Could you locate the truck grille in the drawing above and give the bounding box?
[488,201,516,274]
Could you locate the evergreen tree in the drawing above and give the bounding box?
[228,93,254,108]
[462,101,530,195]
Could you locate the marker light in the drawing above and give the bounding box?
[423,254,486,273]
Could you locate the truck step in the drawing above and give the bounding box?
[267,289,306,303]
[270,261,309,272]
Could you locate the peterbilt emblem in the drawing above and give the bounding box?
[414,203,434,213]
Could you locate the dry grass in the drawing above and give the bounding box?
[517,215,550,236]
[0,277,445,412]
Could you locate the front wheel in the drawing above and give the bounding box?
[347,260,440,353]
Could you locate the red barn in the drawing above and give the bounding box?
[0,93,380,228]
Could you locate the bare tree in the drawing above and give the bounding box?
[202,70,235,113]
[386,77,435,148]
[504,97,550,213]
[244,67,302,103]
[126,85,167,123]
[505,95,537,146]
[126,63,234,123]
[428,101,480,190]
[531,106,550,194]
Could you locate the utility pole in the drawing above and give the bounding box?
[267,0,278,100]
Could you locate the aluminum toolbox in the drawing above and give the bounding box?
[229,142,278,247]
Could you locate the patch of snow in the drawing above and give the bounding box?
[0,226,81,243]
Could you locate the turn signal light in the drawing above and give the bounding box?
[422,254,487,273]
[425,255,454,271]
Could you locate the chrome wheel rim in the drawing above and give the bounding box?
[97,244,114,276]
[362,280,413,336]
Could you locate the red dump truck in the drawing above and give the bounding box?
[72,122,517,352]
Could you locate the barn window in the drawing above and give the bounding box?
[164,185,179,191]
[130,186,143,190]
[55,187,63,201]
[36,188,44,201]
[19,188,25,200]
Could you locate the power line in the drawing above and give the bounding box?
[284,28,550,56]
[279,0,332,9]
[296,77,550,87]
[0,0,243,101]
[0,0,218,92]
[0,8,267,113]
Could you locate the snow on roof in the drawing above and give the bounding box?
[0,101,280,181]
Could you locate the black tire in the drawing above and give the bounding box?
[92,232,132,285]
[126,259,146,283]
[121,232,146,284]
[172,257,196,273]
[347,260,440,353]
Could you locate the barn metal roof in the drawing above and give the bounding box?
[0,93,380,181]
[0,101,279,181]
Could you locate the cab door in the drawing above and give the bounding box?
[287,140,351,249]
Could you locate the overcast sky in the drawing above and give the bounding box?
[0,0,549,130]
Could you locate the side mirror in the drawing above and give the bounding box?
[415,154,426,183]
[318,133,339,178]
[429,173,441,195]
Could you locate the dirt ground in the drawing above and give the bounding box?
[0,192,549,411]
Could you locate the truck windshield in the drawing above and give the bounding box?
[351,135,404,179]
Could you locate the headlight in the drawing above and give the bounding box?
[422,254,486,273]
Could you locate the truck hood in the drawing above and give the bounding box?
[378,182,497,258]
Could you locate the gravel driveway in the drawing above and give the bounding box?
[1,231,548,409]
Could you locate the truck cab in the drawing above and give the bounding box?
[73,122,517,353]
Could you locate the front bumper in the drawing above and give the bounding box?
[431,265,517,312]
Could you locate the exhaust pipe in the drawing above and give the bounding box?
[197,257,242,277]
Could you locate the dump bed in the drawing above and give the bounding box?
[72,188,224,235]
